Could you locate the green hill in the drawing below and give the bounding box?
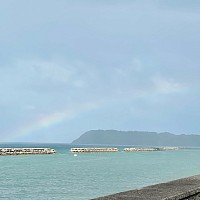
[71,130,200,147]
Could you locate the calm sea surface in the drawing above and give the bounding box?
[1,143,200,199]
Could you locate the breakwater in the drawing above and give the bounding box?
[70,147,119,153]
[124,147,157,152]
[124,147,179,152]
[0,148,56,155]
[70,147,179,153]
[92,175,200,200]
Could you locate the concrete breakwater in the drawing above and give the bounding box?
[70,147,179,153]
[70,148,119,153]
[124,147,179,152]
[124,147,158,152]
[0,148,56,156]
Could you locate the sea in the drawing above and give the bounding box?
[1,143,200,200]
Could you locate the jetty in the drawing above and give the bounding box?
[0,148,56,156]
[70,148,119,153]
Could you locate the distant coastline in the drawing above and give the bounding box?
[72,130,200,147]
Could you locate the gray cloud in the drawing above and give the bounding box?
[0,0,200,142]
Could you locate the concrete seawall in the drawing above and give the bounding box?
[92,175,200,200]
[0,148,56,155]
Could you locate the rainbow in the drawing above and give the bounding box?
[3,102,98,141]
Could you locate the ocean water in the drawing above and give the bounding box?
[1,143,200,199]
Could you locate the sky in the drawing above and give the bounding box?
[0,0,200,143]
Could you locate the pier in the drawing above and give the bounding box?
[70,148,119,153]
[0,148,56,156]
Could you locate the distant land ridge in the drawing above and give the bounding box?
[71,130,200,147]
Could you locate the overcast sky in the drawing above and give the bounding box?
[0,0,200,143]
